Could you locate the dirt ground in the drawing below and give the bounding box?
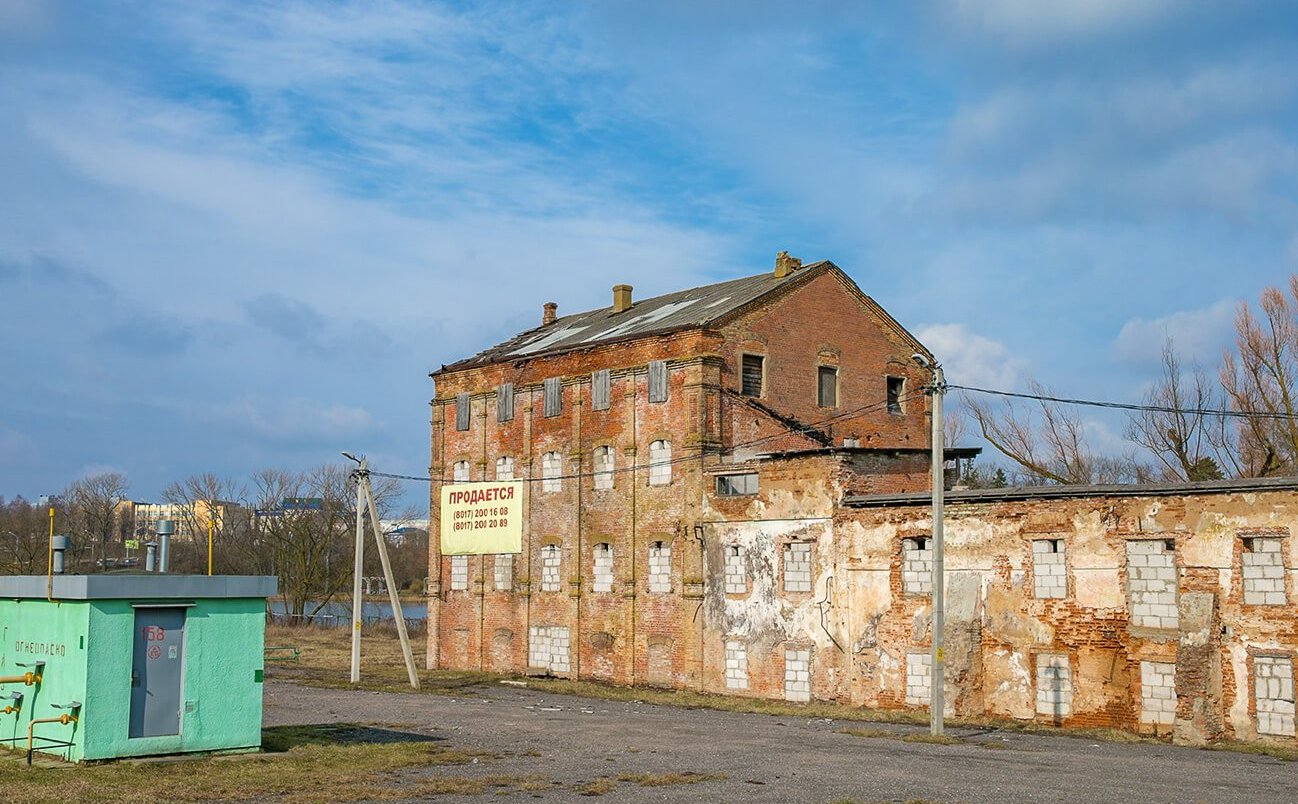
[263,677,1295,804]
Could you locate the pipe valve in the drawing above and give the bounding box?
[2,691,21,714]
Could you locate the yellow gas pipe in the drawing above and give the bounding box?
[27,713,77,757]
[0,671,41,686]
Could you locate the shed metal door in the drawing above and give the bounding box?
[129,607,186,738]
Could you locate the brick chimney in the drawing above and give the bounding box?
[774,251,802,278]
[542,302,557,325]
[612,284,633,313]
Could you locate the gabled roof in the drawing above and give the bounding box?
[435,260,928,374]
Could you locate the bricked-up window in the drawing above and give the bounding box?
[540,544,561,592]
[1032,539,1066,599]
[1242,537,1287,605]
[725,639,748,690]
[648,360,668,403]
[886,376,905,414]
[905,652,932,705]
[1140,661,1176,726]
[592,543,614,593]
[495,456,514,481]
[455,392,471,431]
[541,452,562,492]
[725,545,746,594]
[543,377,562,417]
[452,460,470,483]
[1254,656,1296,737]
[716,473,757,496]
[494,554,513,591]
[1126,539,1178,629]
[784,647,811,702]
[783,542,812,593]
[593,446,614,490]
[817,366,838,407]
[648,440,672,485]
[648,540,671,592]
[528,625,570,674]
[902,537,932,595]
[449,555,468,591]
[496,383,514,422]
[591,369,611,411]
[741,354,764,397]
[1036,654,1072,717]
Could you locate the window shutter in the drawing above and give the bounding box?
[648,360,667,403]
[497,383,514,422]
[455,393,470,431]
[543,377,561,417]
[741,355,763,396]
[591,369,610,411]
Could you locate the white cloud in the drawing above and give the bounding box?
[1112,298,1238,367]
[915,323,1028,390]
[943,0,1176,46]
[204,397,379,445]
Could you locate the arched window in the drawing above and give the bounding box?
[593,446,614,490]
[648,440,671,486]
[452,460,470,483]
[496,456,514,481]
[541,452,562,492]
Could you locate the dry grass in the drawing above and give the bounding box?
[839,726,964,746]
[615,771,727,786]
[1201,739,1298,762]
[578,777,618,796]
[0,724,489,804]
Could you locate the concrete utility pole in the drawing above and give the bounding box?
[343,452,420,689]
[914,354,947,737]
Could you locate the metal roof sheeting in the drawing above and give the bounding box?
[440,264,826,372]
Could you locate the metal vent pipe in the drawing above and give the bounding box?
[156,519,174,573]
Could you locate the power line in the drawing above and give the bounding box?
[951,384,1298,422]
[367,390,929,485]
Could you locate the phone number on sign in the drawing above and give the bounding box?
[450,506,511,531]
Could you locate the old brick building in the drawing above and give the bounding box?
[428,254,1298,746]
[428,254,938,688]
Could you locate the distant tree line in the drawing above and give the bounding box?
[962,275,1298,486]
[0,464,427,618]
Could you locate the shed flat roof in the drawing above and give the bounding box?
[843,475,1298,508]
[0,574,277,600]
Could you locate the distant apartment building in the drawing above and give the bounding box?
[119,499,235,541]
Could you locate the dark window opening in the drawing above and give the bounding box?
[741,355,764,397]
[886,376,904,414]
[716,473,758,496]
[817,366,837,408]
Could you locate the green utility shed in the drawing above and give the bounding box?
[0,574,276,762]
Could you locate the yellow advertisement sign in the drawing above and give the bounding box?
[439,481,523,555]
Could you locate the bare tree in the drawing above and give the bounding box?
[967,380,1144,485]
[61,472,130,570]
[1221,275,1298,477]
[1125,340,1226,481]
[0,496,54,574]
[161,473,248,574]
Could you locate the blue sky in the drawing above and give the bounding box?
[2,0,1297,504]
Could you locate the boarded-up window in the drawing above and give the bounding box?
[817,366,837,408]
[495,456,514,481]
[716,473,757,496]
[497,383,514,422]
[455,393,470,430]
[543,377,562,417]
[741,355,764,397]
[648,360,668,403]
[452,461,470,483]
[591,369,611,411]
